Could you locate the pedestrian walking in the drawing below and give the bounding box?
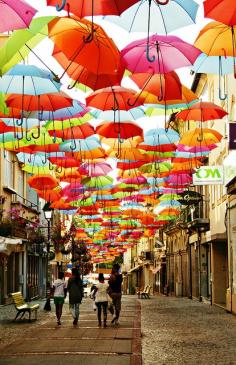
[94,273,109,328]
[52,272,67,325]
[67,267,83,326]
[108,263,123,325]
[44,281,52,311]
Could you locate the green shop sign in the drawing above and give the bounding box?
[193,166,223,185]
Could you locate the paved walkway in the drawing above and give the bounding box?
[141,295,236,365]
[0,296,141,365]
[2,294,236,364]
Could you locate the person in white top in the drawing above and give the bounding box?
[94,273,109,328]
[52,272,67,325]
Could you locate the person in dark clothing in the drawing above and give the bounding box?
[108,263,123,325]
[67,268,83,326]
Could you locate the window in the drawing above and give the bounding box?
[3,151,14,188]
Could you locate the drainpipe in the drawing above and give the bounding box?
[188,241,192,300]
[198,228,202,302]
[225,201,236,313]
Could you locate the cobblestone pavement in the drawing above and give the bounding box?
[141,295,236,365]
[0,296,141,365]
[0,299,54,347]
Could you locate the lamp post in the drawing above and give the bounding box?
[43,203,53,291]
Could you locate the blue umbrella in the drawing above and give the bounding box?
[105,0,198,33]
[91,107,146,121]
[0,64,61,95]
[192,53,236,100]
[59,136,101,152]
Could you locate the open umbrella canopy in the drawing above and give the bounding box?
[105,0,199,34]
[96,121,143,140]
[0,0,37,33]
[47,0,138,16]
[204,0,236,25]
[121,35,201,73]
[0,65,61,95]
[48,17,122,75]
[0,16,55,75]
[176,101,228,121]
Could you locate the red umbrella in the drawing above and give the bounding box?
[52,45,124,90]
[96,121,143,139]
[47,0,138,16]
[48,122,95,139]
[6,92,73,111]
[130,71,182,101]
[28,174,59,190]
[175,101,228,122]
[204,0,236,25]
[86,86,144,111]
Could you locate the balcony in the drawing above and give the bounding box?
[186,201,210,233]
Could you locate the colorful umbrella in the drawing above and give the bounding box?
[176,101,228,122]
[96,121,143,140]
[48,17,122,76]
[105,0,199,34]
[0,0,37,33]
[121,35,201,72]
[86,86,144,111]
[47,0,138,16]
[204,0,236,25]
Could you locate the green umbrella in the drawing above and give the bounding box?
[140,162,172,174]
[0,17,55,75]
[82,176,113,188]
[159,194,181,201]
[45,114,92,130]
[70,197,95,207]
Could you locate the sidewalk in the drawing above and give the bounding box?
[141,295,236,365]
[0,296,141,365]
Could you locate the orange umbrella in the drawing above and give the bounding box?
[130,71,182,101]
[86,86,144,111]
[36,189,62,202]
[176,101,227,122]
[48,17,122,76]
[96,121,143,139]
[27,174,59,190]
[179,128,223,146]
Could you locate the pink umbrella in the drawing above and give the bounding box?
[167,173,192,185]
[177,143,217,153]
[0,0,37,33]
[78,162,113,177]
[121,35,201,73]
[118,176,147,185]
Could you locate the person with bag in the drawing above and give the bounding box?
[108,263,123,326]
[94,273,109,328]
[52,272,67,325]
[67,267,83,326]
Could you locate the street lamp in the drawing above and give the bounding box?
[43,202,53,287]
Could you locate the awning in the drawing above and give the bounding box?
[0,236,23,256]
[128,265,142,273]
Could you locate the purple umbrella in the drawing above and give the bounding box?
[0,0,37,33]
[121,34,201,73]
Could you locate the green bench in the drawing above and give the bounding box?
[10,292,39,322]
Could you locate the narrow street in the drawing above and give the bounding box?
[1,295,236,364]
[0,296,141,365]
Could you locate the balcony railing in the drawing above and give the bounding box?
[11,192,38,211]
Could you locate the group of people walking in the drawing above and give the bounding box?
[50,263,123,328]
